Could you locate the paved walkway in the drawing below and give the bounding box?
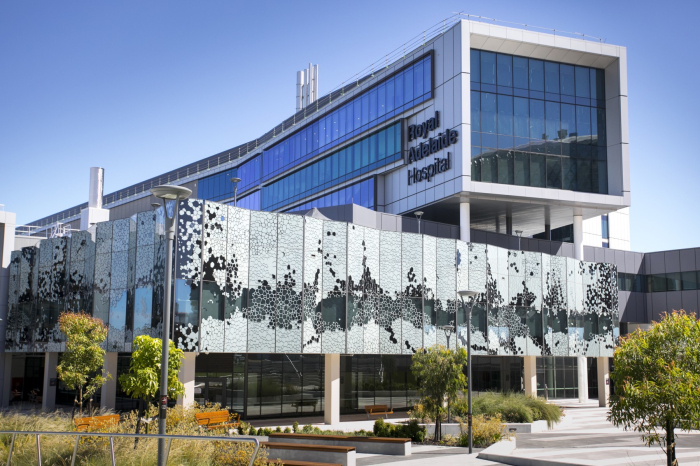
[511,400,700,465]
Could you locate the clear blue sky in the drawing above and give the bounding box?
[1,0,697,253]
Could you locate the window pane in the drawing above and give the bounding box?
[497,54,512,87]
[667,273,681,292]
[481,150,497,182]
[482,93,497,134]
[546,156,562,189]
[562,157,577,191]
[471,49,480,82]
[481,51,496,84]
[471,91,481,132]
[514,97,529,138]
[513,57,528,89]
[560,65,575,96]
[497,95,513,136]
[575,67,590,98]
[404,67,414,103]
[529,59,544,92]
[681,271,697,290]
[414,62,424,98]
[514,151,529,186]
[545,62,559,94]
[530,99,545,140]
[497,150,514,184]
[576,106,591,145]
[530,154,546,187]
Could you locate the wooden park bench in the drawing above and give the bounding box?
[195,410,241,431]
[74,414,120,432]
[291,399,318,413]
[364,405,393,419]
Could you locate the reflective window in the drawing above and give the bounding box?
[263,123,398,211]
[470,49,607,194]
[198,155,261,203]
[285,178,375,213]
[262,55,431,181]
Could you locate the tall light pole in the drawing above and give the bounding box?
[414,211,424,234]
[439,324,455,423]
[515,230,523,250]
[458,289,479,454]
[230,177,241,206]
[150,185,191,466]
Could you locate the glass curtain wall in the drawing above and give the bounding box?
[284,178,375,213]
[470,49,608,194]
[536,356,579,399]
[262,55,431,181]
[339,355,417,414]
[198,155,262,203]
[262,123,400,211]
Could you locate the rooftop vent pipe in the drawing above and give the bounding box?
[88,167,104,209]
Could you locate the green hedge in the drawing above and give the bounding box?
[373,419,426,442]
[454,392,561,427]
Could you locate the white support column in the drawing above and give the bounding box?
[573,214,584,260]
[597,357,610,407]
[101,352,118,410]
[177,352,196,407]
[324,353,340,425]
[459,202,470,243]
[42,352,59,411]
[523,356,537,398]
[1,353,12,408]
[577,356,589,402]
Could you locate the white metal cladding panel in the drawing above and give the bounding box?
[200,201,228,352]
[275,214,304,353]
[302,217,323,353]
[363,227,381,354]
[422,235,437,349]
[379,230,402,354]
[224,206,250,353]
[347,224,365,354]
[435,238,456,348]
[321,221,347,353]
[247,211,277,353]
[401,233,423,354]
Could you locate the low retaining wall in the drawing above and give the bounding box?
[423,419,552,437]
[267,434,410,456]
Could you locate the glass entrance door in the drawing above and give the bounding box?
[194,378,228,407]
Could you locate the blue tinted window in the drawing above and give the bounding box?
[544,62,559,94]
[481,51,496,84]
[497,54,512,87]
[514,97,529,138]
[481,93,497,134]
[561,104,576,140]
[471,91,480,132]
[530,99,545,140]
[560,65,575,96]
[575,67,590,98]
[528,60,544,92]
[470,49,480,82]
[497,95,513,136]
[285,178,374,212]
[513,57,528,89]
[576,106,591,143]
[545,102,560,141]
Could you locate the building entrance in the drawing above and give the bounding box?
[194,377,228,406]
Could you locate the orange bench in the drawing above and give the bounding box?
[74,414,120,432]
[195,410,241,430]
[364,405,393,419]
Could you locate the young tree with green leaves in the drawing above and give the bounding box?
[411,345,468,441]
[119,335,185,439]
[609,310,700,466]
[56,312,110,418]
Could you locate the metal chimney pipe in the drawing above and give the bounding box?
[88,167,104,209]
[296,70,305,112]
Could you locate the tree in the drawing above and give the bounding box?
[411,345,468,441]
[56,312,110,417]
[609,310,700,466]
[119,335,185,440]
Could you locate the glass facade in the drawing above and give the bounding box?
[263,55,431,181]
[470,49,608,194]
[262,123,400,211]
[536,356,579,399]
[617,270,700,292]
[197,155,261,203]
[285,178,374,213]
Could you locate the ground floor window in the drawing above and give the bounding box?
[536,356,578,399]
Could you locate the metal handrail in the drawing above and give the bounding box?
[0,431,260,466]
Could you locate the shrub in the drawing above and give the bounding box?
[458,414,505,448]
[464,392,561,427]
[274,426,282,433]
[301,424,314,434]
[292,421,299,433]
[373,419,426,442]
[283,427,291,433]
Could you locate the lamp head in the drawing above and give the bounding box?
[230,177,241,185]
[150,185,192,201]
[151,202,161,209]
[414,211,424,218]
[515,230,523,237]
[458,290,479,298]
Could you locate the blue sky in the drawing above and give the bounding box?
[1,0,698,252]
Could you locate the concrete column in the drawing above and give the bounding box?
[597,357,610,407]
[177,352,196,407]
[101,352,118,410]
[577,356,589,402]
[42,352,58,412]
[523,356,537,398]
[0,211,17,406]
[324,353,340,425]
[544,224,551,241]
[573,214,584,260]
[1,353,12,408]
[459,202,470,243]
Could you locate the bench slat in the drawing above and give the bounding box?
[268,433,410,444]
[262,442,355,453]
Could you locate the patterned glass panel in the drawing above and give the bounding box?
[363,228,381,354]
[247,211,277,353]
[347,224,365,354]
[108,219,130,352]
[379,230,401,354]
[455,240,469,350]
[435,238,456,349]
[151,207,166,339]
[35,237,68,352]
[600,263,617,357]
[422,235,437,349]
[200,202,228,352]
[133,212,156,339]
[224,206,250,352]
[93,222,113,330]
[302,217,323,353]
[466,243,488,355]
[321,221,346,353]
[5,252,21,351]
[567,260,585,356]
[17,247,37,351]
[401,233,422,354]
[275,214,303,353]
[506,249,528,356]
[583,262,601,357]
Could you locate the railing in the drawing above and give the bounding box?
[0,430,260,466]
[457,13,605,42]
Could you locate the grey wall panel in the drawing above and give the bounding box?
[666,291,682,314]
[681,290,698,313]
[649,252,665,274]
[679,249,695,272]
[664,251,681,274]
[651,293,667,321]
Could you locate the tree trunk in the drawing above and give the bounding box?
[666,418,676,466]
[434,410,441,441]
[78,386,83,418]
[134,398,144,449]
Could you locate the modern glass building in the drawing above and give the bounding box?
[5,18,680,420]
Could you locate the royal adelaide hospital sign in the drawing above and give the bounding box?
[405,111,458,185]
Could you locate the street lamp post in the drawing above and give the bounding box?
[230,177,241,206]
[515,230,523,250]
[439,324,455,422]
[414,211,424,234]
[150,185,191,466]
[458,290,479,454]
